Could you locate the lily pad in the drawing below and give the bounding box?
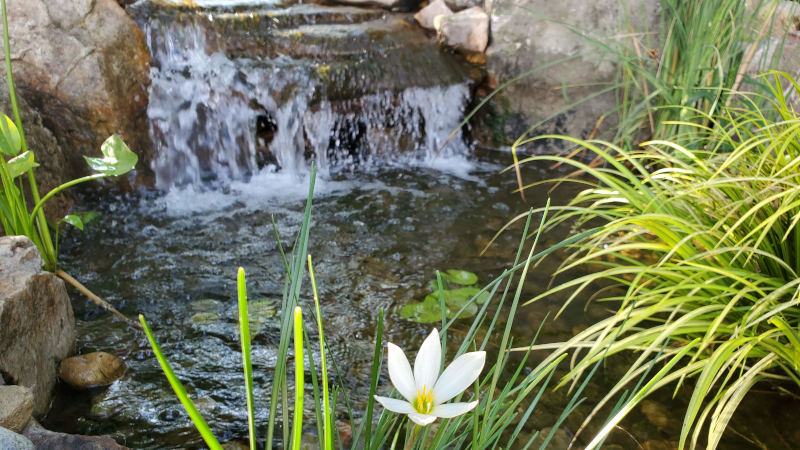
[191,299,221,311]
[448,287,490,305]
[248,299,277,332]
[401,295,478,323]
[190,312,220,325]
[440,270,478,285]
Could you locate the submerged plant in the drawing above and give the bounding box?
[374,328,485,425]
[501,72,800,450]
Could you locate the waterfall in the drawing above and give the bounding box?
[135,2,473,190]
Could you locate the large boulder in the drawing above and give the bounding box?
[0,236,76,418]
[0,386,34,433]
[22,420,129,450]
[483,0,661,146]
[3,0,153,185]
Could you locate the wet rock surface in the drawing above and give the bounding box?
[4,0,153,184]
[22,420,129,450]
[0,77,72,222]
[0,386,34,433]
[58,353,127,390]
[0,426,35,450]
[0,236,75,417]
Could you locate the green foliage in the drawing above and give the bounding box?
[512,72,800,450]
[7,151,37,178]
[0,0,136,271]
[83,135,138,176]
[0,113,20,156]
[402,271,488,323]
[138,166,665,449]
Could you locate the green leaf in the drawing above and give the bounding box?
[75,211,101,225]
[0,113,21,156]
[83,135,137,176]
[60,214,84,231]
[440,269,478,285]
[448,286,491,304]
[6,151,38,178]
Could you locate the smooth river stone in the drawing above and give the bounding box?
[0,426,34,450]
[58,352,127,390]
[0,387,33,433]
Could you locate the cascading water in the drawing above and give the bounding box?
[133,0,475,191]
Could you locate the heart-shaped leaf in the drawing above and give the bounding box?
[0,113,21,156]
[7,151,38,178]
[83,135,138,176]
[60,214,84,231]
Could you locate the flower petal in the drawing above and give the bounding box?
[414,328,441,392]
[431,401,479,418]
[387,342,418,403]
[373,396,416,414]
[431,351,486,404]
[408,412,438,426]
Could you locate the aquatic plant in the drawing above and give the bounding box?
[138,164,686,449]
[502,72,800,450]
[0,0,138,322]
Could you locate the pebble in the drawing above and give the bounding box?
[0,386,33,433]
[58,352,127,389]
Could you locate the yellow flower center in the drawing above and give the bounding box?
[415,384,435,414]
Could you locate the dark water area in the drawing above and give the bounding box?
[44,149,800,450]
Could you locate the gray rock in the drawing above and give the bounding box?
[0,387,33,433]
[0,427,35,450]
[0,236,76,418]
[22,420,129,450]
[444,0,482,11]
[745,0,800,37]
[58,352,127,390]
[435,7,489,53]
[484,0,661,146]
[416,0,453,29]
[3,0,153,186]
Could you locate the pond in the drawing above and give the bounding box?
[38,0,800,447]
[45,150,800,450]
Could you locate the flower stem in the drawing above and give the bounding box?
[403,424,420,450]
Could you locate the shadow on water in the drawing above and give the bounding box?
[44,149,800,450]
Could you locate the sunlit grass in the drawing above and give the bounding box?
[506,72,800,450]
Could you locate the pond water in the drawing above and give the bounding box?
[46,150,800,450]
[39,0,800,448]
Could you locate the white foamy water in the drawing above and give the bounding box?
[140,3,473,198]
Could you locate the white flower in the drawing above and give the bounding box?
[374,329,486,426]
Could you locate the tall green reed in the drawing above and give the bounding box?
[499,72,800,450]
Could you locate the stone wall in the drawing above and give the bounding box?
[0,236,76,417]
[482,0,661,147]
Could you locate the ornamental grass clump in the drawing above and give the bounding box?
[502,72,800,450]
[139,164,677,450]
